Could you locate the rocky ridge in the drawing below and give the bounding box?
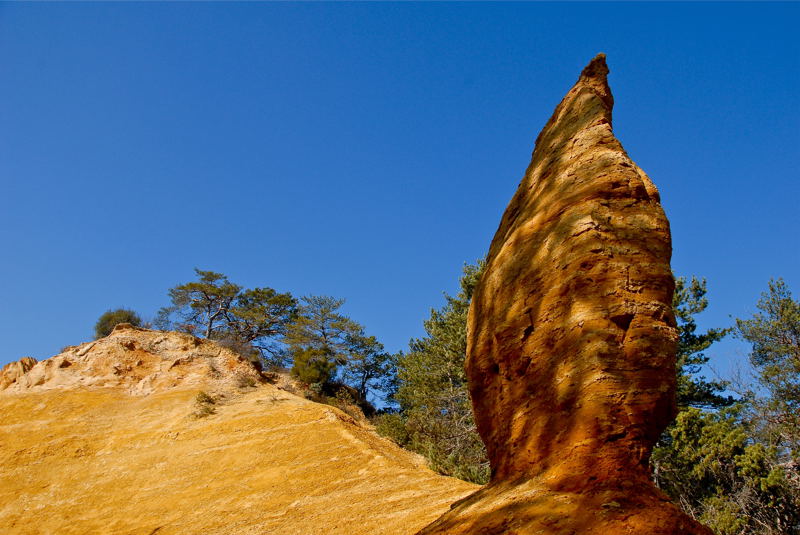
[0,324,264,396]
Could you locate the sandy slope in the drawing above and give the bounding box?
[0,327,476,535]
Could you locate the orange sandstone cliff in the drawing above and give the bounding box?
[418,55,713,534]
[0,325,476,535]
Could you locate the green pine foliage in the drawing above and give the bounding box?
[673,276,733,409]
[285,295,358,369]
[736,278,800,457]
[155,274,394,407]
[226,287,298,360]
[156,269,242,339]
[286,295,392,408]
[155,268,297,366]
[653,277,800,535]
[340,331,393,403]
[375,261,490,484]
[291,347,337,385]
[653,404,797,534]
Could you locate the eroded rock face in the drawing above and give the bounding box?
[0,324,264,395]
[418,54,713,534]
[0,356,38,390]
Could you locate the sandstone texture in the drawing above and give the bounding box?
[0,325,476,534]
[0,356,37,390]
[418,55,713,534]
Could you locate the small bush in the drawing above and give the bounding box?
[309,384,372,422]
[235,371,257,389]
[334,386,355,404]
[215,335,262,366]
[196,391,215,404]
[194,404,215,418]
[331,399,365,422]
[94,308,142,339]
[373,411,411,445]
[261,371,280,384]
[207,361,222,379]
[308,382,324,397]
[193,391,216,418]
[291,348,335,385]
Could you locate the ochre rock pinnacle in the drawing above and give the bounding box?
[577,52,613,110]
[418,55,713,535]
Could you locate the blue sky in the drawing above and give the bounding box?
[1,2,798,382]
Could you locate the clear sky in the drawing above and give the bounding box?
[1,2,798,381]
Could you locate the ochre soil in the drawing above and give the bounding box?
[0,383,476,534]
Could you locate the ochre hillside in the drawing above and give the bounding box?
[0,325,476,535]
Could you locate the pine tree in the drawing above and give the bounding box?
[156,269,240,338]
[155,269,297,365]
[285,295,358,380]
[378,261,490,484]
[736,278,800,456]
[652,277,799,535]
[672,276,733,409]
[286,295,393,405]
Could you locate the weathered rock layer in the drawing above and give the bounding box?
[419,55,713,534]
[1,326,476,534]
[0,324,264,396]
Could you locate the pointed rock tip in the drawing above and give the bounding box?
[575,53,613,111]
[579,53,609,82]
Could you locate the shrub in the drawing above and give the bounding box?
[261,371,280,384]
[94,308,142,339]
[291,348,335,385]
[373,411,411,446]
[193,391,216,418]
[196,391,215,404]
[234,371,257,389]
[215,335,260,363]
